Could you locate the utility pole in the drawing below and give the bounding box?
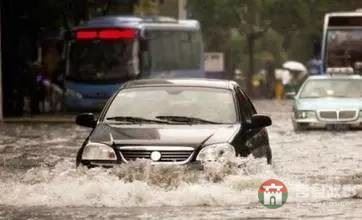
[178,0,187,19]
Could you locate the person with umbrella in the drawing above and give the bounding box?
[282,61,308,98]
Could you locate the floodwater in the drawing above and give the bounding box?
[0,100,361,219]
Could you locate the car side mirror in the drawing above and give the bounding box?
[246,114,272,129]
[76,113,97,128]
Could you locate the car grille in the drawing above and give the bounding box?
[117,146,194,164]
[319,111,337,119]
[318,110,358,121]
[339,110,357,119]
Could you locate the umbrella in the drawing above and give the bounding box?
[282,61,307,73]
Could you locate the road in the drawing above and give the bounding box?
[0,100,361,219]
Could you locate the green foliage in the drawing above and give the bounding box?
[134,0,159,16]
[188,0,362,74]
[29,0,137,31]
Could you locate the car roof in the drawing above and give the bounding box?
[325,11,362,17]
[307,75,362,80]
[123,78,236,90]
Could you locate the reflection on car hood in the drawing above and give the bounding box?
[89,123,240,149]
[296,98,362,110]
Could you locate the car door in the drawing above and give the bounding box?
[232,86,270,157]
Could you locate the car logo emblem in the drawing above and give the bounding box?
[150,151,161,161]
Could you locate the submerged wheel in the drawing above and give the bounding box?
[251,145,272,165]
[293,121,308,132]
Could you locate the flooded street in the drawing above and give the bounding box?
[0,100,361,219]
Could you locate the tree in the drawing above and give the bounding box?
[134,0,159,16]
[189,0,270,93]
[232,0,270,94]
[189,0,362,91]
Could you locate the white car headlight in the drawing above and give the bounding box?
[196,143,236,162]
[82,143,117,161]
[296,111,315,119]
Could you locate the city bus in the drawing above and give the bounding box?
[64,16,204,110]
[321,11,362,74]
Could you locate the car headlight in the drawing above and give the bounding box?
[296,111,315,119]
[196,143,236,162]
[82,143,117,161]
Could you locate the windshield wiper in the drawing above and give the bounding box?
[155,115,222,124]
[106,116,169,124]
[332,95,349,98]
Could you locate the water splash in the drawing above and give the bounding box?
[0,156,358,208]
[0,157,274,207]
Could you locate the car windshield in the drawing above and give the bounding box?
[68,40,137,83]
[104,87,237,124]
[300,79,362,98]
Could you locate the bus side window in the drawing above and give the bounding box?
[140,39,151,75]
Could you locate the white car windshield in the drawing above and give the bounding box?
[104,87,237,124]
[300,79,362,98]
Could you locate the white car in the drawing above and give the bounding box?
[292,74,362,131]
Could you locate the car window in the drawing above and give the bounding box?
[235,87,255,120]
[243,91,257,115]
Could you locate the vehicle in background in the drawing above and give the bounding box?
[75,79,272,168]
[322,11,362,74]
[64,16,204,110]
[292,71,362,131]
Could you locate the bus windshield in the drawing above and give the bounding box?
[68,40,138,83]
[327,30,362,68]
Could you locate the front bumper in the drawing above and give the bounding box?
[292,117,362,128]
[80,159,204,169]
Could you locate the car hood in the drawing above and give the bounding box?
[89,123,240,149]
[295,98,362,110]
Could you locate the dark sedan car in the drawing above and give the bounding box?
[75,79,272,168]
